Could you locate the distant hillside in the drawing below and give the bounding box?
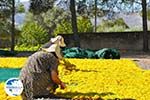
[117,13,150,29]
[116,13,142,28]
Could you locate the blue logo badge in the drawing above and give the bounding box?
[4,78,23,96]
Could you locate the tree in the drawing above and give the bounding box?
[0,0,15,51]
[29,0,81,46]
[27,8,70,36]
[16,3,25,13]
[94,0,97,32]
[28,0,71,37]
[11,0,15,51]
[76,0,142,16]
[18,22,49,46]
[142,0,148,51]
[29,0,54,14]
[54,16,93,35]
[0,0,11,35]
[75,0,142,32]
[70,0,80,47]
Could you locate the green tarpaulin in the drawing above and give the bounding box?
[0,48,120,59]
[0,68,20,82]
[62,47,120,59]
[0,50,17,56]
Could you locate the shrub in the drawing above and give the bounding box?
[18,22,49,46]
[145,8,150,20]
[97,18,128,32]
[54,16,93,35]
[77,16,93,32]
[54,19,72,35]
[15,44,40,51]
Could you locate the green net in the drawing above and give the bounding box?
[95,48,120,59]
[0,68,21,82]
[0,50,17,56]
[62,47,120,59]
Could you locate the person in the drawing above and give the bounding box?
[19,35,69,100]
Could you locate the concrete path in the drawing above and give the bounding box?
[121,51,150,70]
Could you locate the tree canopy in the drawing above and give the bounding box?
[0,0,13,37]
[29,0,54,14]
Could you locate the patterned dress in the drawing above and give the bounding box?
[19,51,59,100]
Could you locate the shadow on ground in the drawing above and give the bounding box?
[0,50,35,57]
[41,91,136,100]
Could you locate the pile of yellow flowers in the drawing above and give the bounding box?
[0,57,26,68]
[0,57,150,100]
[0,83,22,100]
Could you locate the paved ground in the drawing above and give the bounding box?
[134,59,150,70]
[121,51,150,70]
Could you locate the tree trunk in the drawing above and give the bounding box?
[94,0,97,32]
[142,0,149,51]
[11,0,15,51]
[70,0,80,47]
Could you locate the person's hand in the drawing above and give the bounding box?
[65,62,76,71]
[60,82,66,89]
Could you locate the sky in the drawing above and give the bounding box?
[19,0,29,2]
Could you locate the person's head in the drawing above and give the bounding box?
[50,35,66,47]
[41,35,66,56]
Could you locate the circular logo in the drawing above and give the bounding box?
[4,78,23,96]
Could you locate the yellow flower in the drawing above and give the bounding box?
[0,57,27,68]
[0,58,150,99]
[0,83,21,100]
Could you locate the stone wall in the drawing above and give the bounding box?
[61,32,150,50]
[1,32,150,51]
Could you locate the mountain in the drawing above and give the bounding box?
[117,13,143,28]
[117,13,150,29]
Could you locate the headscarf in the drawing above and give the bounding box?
[42,35,66,59]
